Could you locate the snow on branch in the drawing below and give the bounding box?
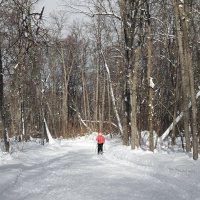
[82,120,118,128]
[149,77,155,89]
[44,118,56,144]
[69,106,91,132]
[91,12,121,20]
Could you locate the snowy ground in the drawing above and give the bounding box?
[0,133,200,200]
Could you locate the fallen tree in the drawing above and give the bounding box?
[159,90,200,141]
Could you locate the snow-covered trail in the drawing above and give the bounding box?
[0,138,200,200]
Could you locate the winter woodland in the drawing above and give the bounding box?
[0,1,200,199]
[0,0,200,160]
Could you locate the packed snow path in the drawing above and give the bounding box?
[0,138,200,200]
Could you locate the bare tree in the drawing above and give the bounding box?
[173,0,198,159]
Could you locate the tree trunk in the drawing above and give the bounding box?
[179,1,198,160]
[94,60,100,129]
[0,45,9,151]
[101,76,106,131]
[101,50,123,135]
[82,68,90,131]
[61,45,68,136]
[118,0,140,145]
[146,5,154,152]
[173,0,191,152]
[130,47,140,149]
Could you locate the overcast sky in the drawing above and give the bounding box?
[35,0,88,26]
[36,0,63,18]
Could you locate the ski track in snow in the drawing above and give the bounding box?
[0,138,200,200]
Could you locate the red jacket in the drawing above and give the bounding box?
[96,134,105,144]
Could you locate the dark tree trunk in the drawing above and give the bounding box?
[0,45,9,152]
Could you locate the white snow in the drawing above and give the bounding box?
[0,133,200,200]
[196,90,200,98]
[14,64,19,69]
[44,118,56,145]
[149,77,155,89]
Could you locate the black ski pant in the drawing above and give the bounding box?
[97,143,103,154]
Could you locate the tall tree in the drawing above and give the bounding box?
[0,43,9,151]
[145,0,155,152]
[118,0,141,147]
[173,0,198,159]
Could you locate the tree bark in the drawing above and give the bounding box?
[146,4,154,152]
[130,47,140,149]
[0,44,9,151]
[179,1,198,160]
[173,0,191,152]
[118,0,140,146]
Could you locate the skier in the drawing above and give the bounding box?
[96,132,105,155]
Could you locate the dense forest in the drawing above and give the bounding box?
[0,0,199,160]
